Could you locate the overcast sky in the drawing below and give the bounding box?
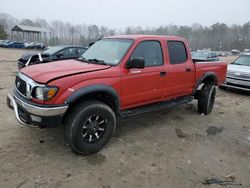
[1,0,250,28]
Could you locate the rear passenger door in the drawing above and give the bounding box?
[166,41,195,96]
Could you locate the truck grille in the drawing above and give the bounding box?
[15,76,27,96]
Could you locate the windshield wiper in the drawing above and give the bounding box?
[231,62,243,65]
[77,57,110,65]
[87,58,110,65]
[78,57,89,62]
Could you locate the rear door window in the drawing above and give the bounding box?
[57,48,78,58]
[78,48,87,56]
[167,41,187,64]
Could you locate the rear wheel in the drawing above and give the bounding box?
[198,84,216,115]
[65,100,116,155]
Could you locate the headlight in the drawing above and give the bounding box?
[34,86,58,100]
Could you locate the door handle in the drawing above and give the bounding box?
[186,68,192,72]
[130,70,141,74]
[160,71,167,77]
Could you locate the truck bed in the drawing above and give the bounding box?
[195,61,227,86]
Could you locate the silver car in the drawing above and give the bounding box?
[222,53,250,91]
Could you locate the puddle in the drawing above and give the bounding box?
[206,126,223,136]
[86,153,107,166]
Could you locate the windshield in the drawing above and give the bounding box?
[81,38,133,65]
[42,46,64,55]
[232,55,250,66]
[192,52,208,59]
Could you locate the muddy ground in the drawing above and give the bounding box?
[0,48,249,188]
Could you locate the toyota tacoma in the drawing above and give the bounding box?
[7,35,227,154]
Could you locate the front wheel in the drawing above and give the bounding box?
[65,101,116,155]
[197,84,216,115]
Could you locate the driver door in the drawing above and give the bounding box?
[121,40,167,109]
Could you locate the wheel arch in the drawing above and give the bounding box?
[193,72,218,96]
[65,84,120,115]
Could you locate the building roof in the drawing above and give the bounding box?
[11,25,50,33]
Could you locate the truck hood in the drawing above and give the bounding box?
[21,59,111,83]
[228,64,250,73]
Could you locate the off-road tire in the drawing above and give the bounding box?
[65,100,116,155]
[198,84,216,115]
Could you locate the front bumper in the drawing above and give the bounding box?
[221,77,250,91]
[7,93,68,128]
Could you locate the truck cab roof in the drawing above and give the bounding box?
[106,35,184,41]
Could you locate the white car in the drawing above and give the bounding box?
[222,53,250,91]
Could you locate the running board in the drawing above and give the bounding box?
[120,96,194,118]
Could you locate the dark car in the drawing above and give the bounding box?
[192,51,219,62]
[7,41,25,48]
[18,45,87,69]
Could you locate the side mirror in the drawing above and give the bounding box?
[126,57,145,69]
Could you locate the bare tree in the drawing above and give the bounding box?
[0,11,249,50]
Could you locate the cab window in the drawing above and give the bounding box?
[131,41,163,67]
[167,41,187,64]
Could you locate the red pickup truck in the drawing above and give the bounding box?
[7,35,227,154]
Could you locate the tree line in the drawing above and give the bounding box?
[0,12,249,51]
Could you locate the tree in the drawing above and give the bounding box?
[177,26,192,40]
[88,25,100,40]
[0,24,7,39]
[1,11,250,50]
[20,19,35,26]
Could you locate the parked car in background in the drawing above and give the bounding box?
[221,53,250,91]
[33,43,45,49]
[215,51,229,57]
[18,45,87,69]
[0,40,8,47]
[1,40,45,49]
[24,42,34,48]
[231,49,240,55]
[24,42,46,49]
[244,49,250,53]
[1,40,12,47]
[7,41,25,48]
[221,51,229,57]
[192,51,219,62]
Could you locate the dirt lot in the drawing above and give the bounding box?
[0,48,249,188]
